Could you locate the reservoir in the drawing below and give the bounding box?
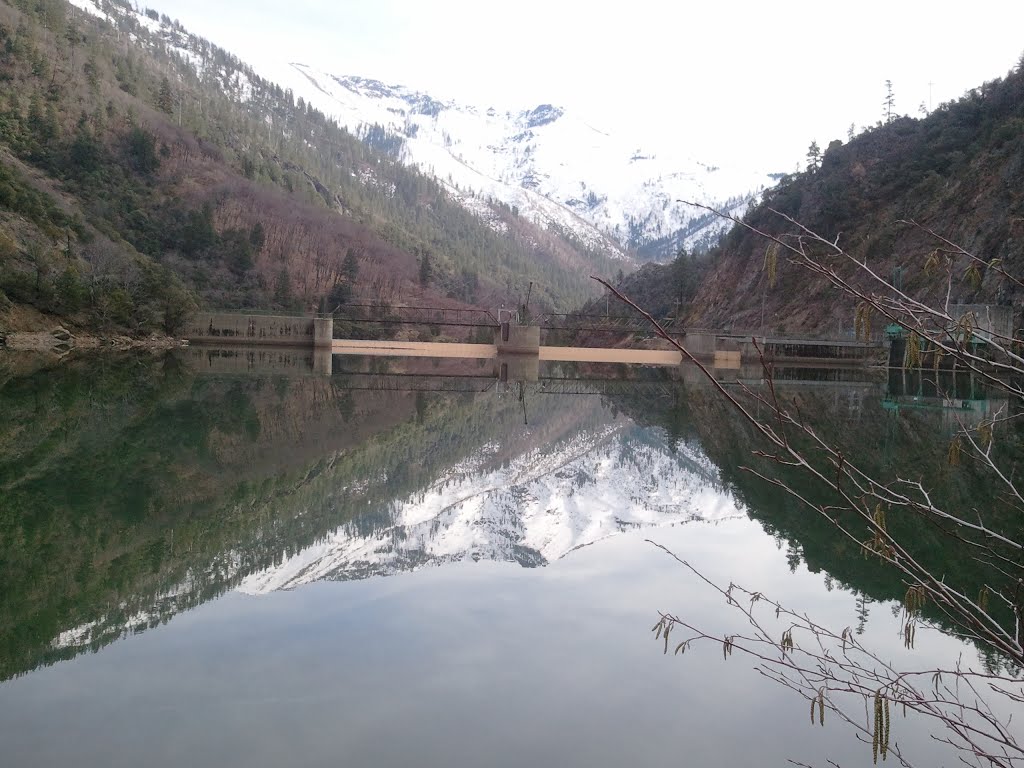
[0,347,1016,767]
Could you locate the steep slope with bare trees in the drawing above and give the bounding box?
[0,0,607,338]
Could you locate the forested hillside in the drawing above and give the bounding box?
[618,58,1024,331]
[0,0,606,337]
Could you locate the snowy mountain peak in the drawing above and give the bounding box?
[272,63,779,262]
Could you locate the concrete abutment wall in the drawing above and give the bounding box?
[185,313,332,347]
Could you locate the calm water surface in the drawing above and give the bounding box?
[0,347,1014,767]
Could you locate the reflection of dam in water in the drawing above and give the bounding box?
[183,343,683,376]
[182,346,1007,417]
[185,346,326,375]
[183,346,684,397]
[884,366,1010,427]
[184,345,884,380]
[182,345,889,399]
[182,346,1008,423]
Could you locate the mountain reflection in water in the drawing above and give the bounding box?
[0,347,1016,767]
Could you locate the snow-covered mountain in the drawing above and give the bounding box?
[271,66,777,262]
[238,424,745,595]
[66,0,776,263]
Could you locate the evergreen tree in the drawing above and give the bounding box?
[43,103,60,141]
[69,123,100,174]
[64,20,80,67]
[83,55,100,93]
[274,267,292,306]
[126,126,160,175]
[342,247,359,282]
[805,140,821,171]
[882,80,896,124]
[418,250,433,286]
[326,279,351,310]
[156,76,174,115]
[249,222,265,251]
[26,92,45,138]
[55,265,86,311]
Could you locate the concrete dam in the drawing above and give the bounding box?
[184,311,888,367]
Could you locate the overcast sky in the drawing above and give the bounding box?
[149,0,1024,169]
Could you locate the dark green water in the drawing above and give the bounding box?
[0,348,1018,766]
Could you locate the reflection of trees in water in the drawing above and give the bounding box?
[618,375,1024,645]
[855,592,871,636]
[0,353,617,680]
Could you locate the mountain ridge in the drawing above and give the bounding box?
[271,65,777,263]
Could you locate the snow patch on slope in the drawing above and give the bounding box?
[67,0,110,21]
